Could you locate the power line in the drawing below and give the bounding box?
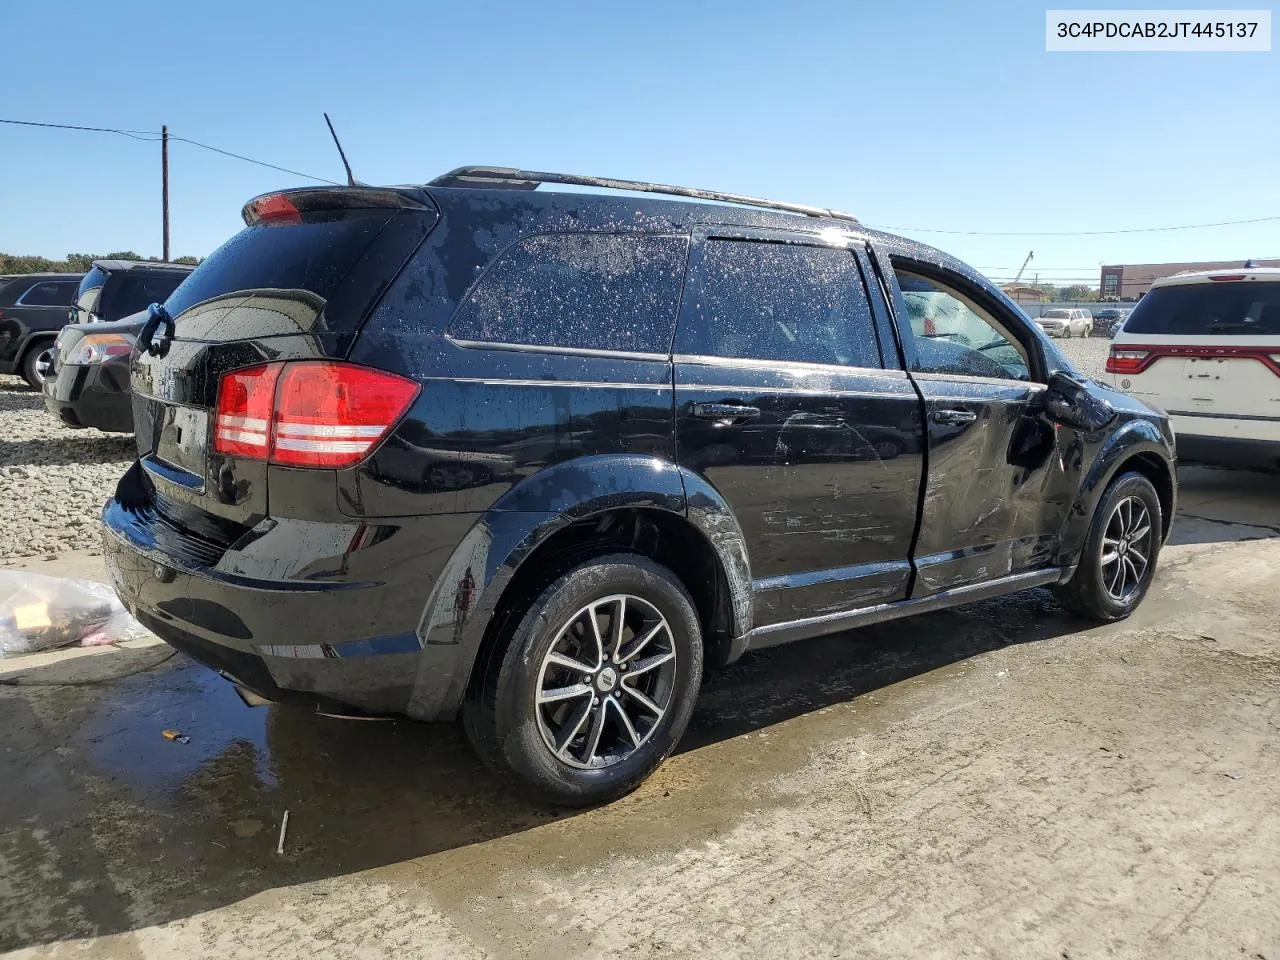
[169,135,342,186]
[0,117,160,141]
[0,117,339,184]
[870,214,1280,237]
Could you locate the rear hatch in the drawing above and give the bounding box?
[129,186,438,541]
[1107,274,1280,420]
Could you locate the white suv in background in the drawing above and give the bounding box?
[1036,308,1093,338]
[1107,265,1280,468]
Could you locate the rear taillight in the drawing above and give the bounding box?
[214,361,419,468]
[1208,274,1246,282]
[1106,348,1152,374]
[214,363,281,458]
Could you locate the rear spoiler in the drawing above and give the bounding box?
[242,187,431,226]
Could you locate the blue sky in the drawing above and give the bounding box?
[2,0,1276,289]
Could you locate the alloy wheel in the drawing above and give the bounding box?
[1100,495,1154,601]
[33,347,55,383]
[535,594,678,769]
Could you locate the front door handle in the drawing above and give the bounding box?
[930,407,977,426]
[691,402,762,423]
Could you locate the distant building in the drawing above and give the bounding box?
[1001,283,1047,303]
[1100,258,1280,300]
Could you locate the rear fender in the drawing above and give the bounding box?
[402,455,753,720]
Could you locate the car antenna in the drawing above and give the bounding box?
[323,112,359,187]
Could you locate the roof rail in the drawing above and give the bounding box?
[427,166,858,224]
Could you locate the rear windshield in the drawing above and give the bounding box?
[101,272,189,322]
[1124,281,1280,336]
[74,266,109,321]
[163,214,406,338]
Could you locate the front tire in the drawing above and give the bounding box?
[21,343,54,387]
[463,554,703,806]
[1055,471,1163,621]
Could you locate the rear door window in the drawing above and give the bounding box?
[17,280,78,306]
[1124,281,1280,336]
[449,233,687,354]
[675,238,883,369]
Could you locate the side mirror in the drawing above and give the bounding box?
[1044,371,1116,432]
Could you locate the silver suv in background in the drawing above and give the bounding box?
[1035,308,1093,338]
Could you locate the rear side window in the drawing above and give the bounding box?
[1124,281,1280,336]
[17,280,78,306]
[101,273,189,322]
[676,239,882,369]
[449,233,687,354]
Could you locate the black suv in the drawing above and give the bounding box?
[0,272,83,385]
[102,168,1177,805]
[44,261,193,431]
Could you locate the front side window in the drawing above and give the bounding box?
[896,268,1030,381]
[17,280,77,306]
[450,233,687,354]
[676,239,882,369]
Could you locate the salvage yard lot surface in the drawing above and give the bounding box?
[2,344,1279,959]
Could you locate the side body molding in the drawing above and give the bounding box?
[403,455,755,720]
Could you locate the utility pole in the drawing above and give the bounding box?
[161,125,170,262]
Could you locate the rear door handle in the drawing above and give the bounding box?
[930,407,977,426]
[691,402,761,422]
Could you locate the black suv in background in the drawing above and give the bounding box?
[0,272,83,385]
[44,261,193,431]
[103,169,1176,805]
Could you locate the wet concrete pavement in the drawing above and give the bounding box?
[2,465,1278,958]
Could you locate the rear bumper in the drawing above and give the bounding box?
[1176,434,1280,469]
[42,359,134,432]
[102,497,478,719]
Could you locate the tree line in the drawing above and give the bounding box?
[1,252,201,274]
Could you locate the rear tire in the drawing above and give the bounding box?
[463,553,703,807]
[1054,471,1162,621]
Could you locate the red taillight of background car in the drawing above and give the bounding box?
[214,361,419,468]
[1105,348,1152,374]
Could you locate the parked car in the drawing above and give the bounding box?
[1092,307,1129,338]
[70,260,193,326]
[0,272,83,386]
[1108,265,1280,468]
[102,168,1176,805]
[46,261,195,432]
[1035,308,1093,338]
[43,311,146,433]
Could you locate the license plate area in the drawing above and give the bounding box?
[152,404,210,485]
[1184,358,1228,381]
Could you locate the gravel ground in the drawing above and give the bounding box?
[1056,333,1113,381]
[0,374,133,563]
[0,335,1120,565]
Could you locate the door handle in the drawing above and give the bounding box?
[930,407,977,426]
[691,402,761,423]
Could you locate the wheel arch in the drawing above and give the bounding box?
[403,456,754,721]
[1056,418,1176,566]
